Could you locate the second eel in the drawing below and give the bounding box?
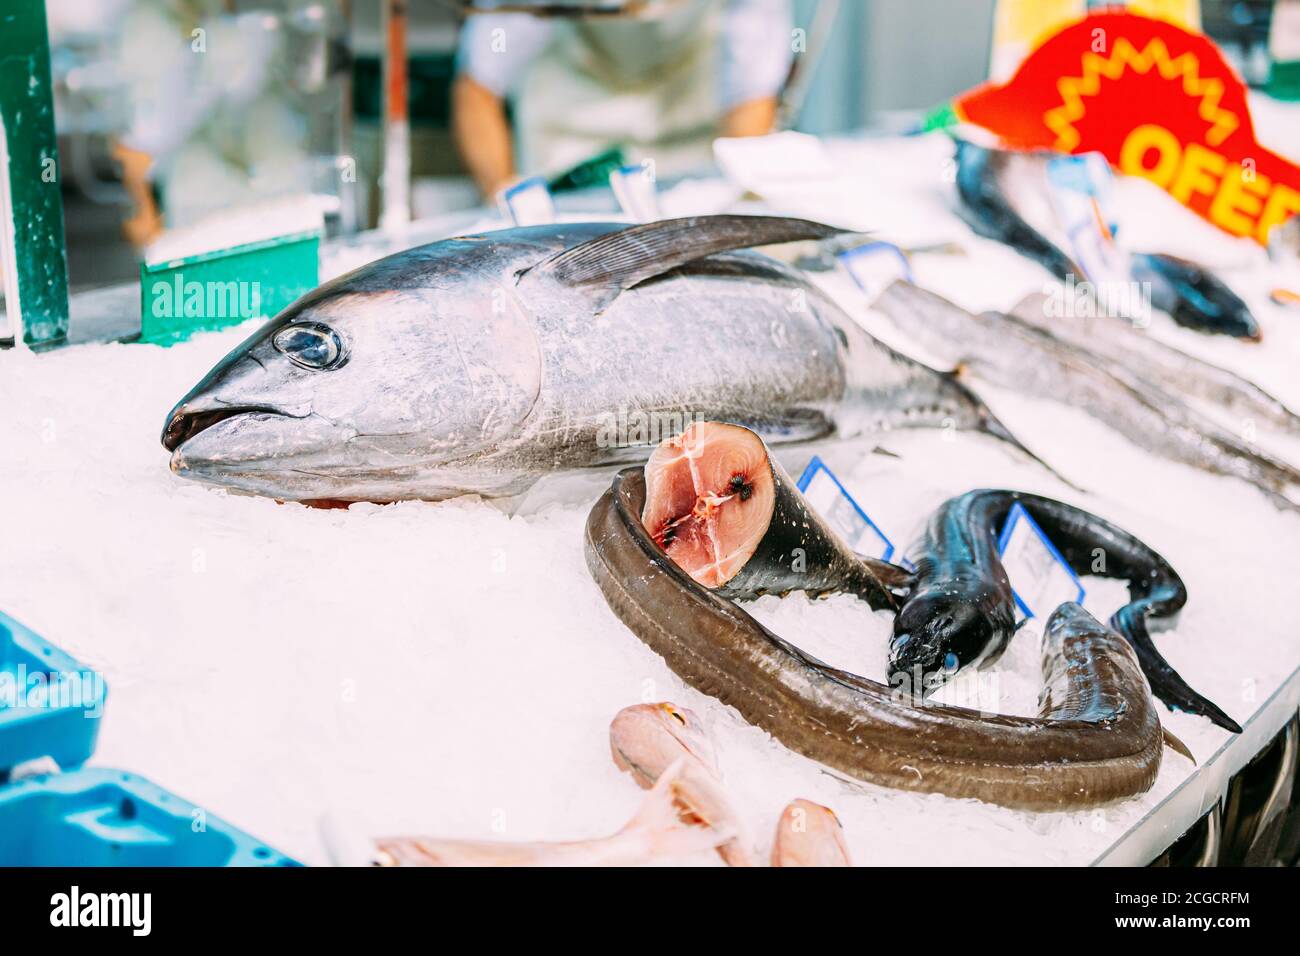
[893,489,1240,733]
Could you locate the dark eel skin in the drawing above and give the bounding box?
[891,490,1241,734]
[1131,252,1262,342]
[586,468,1170,811]
[711,455,912,611]
[955,140,1262,341]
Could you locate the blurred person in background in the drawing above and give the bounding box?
[112,0,308,245]
[452,0,794,197]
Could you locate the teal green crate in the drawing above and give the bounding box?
[139,230,321,345]
[548,146,627,194]
[1269,60,1300,101]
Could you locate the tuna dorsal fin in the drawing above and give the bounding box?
[526,215,846,306]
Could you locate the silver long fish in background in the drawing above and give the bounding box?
[874,281,1300,512]
[161,216,1054,503]
[1005,293,1300,438]
[954,139,1262,341]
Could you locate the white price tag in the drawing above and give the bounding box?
[1045,154,1134,313]
[996,502,1085,622]
[797,456,895,561]
[610,164,659,223]
[837,241,914,304]
[498,177,555,227]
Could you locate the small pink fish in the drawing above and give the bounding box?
[609,702,754,867]
[373,760,729,867]
[770,799,851,867]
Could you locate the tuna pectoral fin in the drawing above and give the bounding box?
[525,215,845,308]
[944,367,1087,494]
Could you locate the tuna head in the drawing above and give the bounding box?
[161,284,542,501]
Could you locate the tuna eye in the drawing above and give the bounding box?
[273,323,345,370]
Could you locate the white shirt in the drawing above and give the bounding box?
[455,0,794,110]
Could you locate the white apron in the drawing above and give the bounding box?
[515,0,723,180]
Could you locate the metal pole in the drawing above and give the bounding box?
[380,0,410,231]
[0,0,70,348]
[336,0,358,235]
[777,0,841,130]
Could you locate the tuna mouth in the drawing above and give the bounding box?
[162,405,291,451]
[640,422,775,588]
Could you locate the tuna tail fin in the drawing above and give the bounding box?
[524,214,847,310]
[622,759,735,859]
[942,365,1087,494]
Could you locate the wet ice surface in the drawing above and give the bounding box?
[3,124,1300,866]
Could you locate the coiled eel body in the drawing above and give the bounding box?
[586,468,1167,810]
[894,490,1240,734]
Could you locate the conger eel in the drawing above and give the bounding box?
[586,468,1173,811]
[894,490,1239,733]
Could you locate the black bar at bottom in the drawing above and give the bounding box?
[0,865,1288,940]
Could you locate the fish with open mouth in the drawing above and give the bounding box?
[873,281,1300,512]
[586,439,1186,809]
[161,215,1057,503]
[955,139,1261,340]
[609,701,753,867]
[771,800,852,867]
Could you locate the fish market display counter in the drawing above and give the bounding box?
[1095,669,1298,866]
[4,118,1300,867]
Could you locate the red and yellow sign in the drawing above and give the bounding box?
[955,10,1300,244]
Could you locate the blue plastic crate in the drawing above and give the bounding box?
[0,612,104,772]
[0,768,299,866]
[0,611,298,866]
